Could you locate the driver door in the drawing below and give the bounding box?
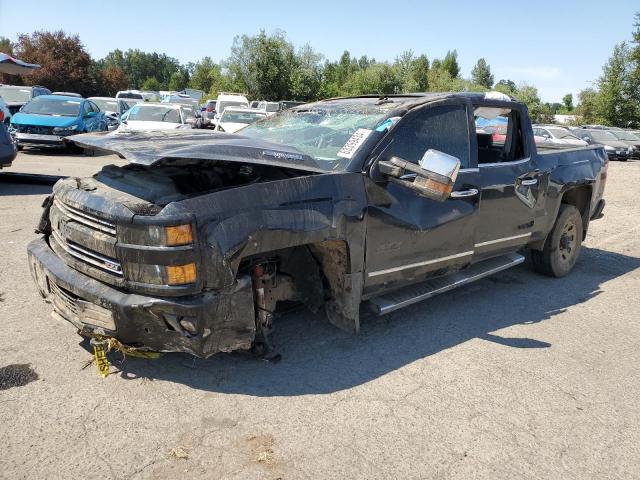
[363,99,480,297]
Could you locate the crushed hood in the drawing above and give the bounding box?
[71,130,328,174]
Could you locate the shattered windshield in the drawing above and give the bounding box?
[241,101,396,169]
[0,86,32,103]
[21,97,81,116]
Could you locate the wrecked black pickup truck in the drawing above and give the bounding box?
[27,92,608,358]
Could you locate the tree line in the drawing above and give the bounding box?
[1,15,640,127]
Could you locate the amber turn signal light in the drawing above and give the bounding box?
[165,225,193,246]
[165,263,197,285]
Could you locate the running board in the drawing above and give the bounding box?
[367,252,525,315]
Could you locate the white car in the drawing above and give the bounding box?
[215,93,249,118]
[0,96,11,124]
[257,101,279,116]
[117,103,194,132]
[532,126,588,147]
[214,107,267,133]
[116,90,159,103]
[161,93,199,107]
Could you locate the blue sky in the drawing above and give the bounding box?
[1,0,638,102]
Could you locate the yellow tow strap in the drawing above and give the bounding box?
[88,336,163,378]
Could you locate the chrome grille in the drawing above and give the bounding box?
[51,198,122,277]
[52,229,123,276]
[54,199,116,235]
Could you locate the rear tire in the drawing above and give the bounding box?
[530,204,583,278]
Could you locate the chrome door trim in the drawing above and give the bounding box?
[474,232,531,248]
[367,251,474,278]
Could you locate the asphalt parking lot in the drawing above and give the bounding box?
[1,151,639,480]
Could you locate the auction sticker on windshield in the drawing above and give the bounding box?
[337,128,372,159]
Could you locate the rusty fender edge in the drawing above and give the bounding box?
[27,236,256,358]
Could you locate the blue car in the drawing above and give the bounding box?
[11,95,108,150]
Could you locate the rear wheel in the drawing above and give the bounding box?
[530,204,583,277]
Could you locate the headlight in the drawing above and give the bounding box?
[52,125,78,136]
[148,224,193,246]
[604,145,615,151]
[120,224,194,246]
[124,262,197,285]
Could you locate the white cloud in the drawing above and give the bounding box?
[508,66,561,80]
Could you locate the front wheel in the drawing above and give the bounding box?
[530,204,583,277]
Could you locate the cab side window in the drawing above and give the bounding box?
[383,104,471,169]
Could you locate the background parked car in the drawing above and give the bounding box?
[179,104,204,129]
[532,125,588,147]
[10,95,107,150]
[279,100,305,110]
[607,128,640,159]
[161,92,199,107]
[570,128,630,160]
[215,93,249,117]
[0,121,17,168]
[0,84,51,115]
[51,92,82,98]
[202,99,217,127]
[257,101,279,116]
[88,97,135,131]
[214,106,267,133]
[0,95,12,125]
[117,103,193,132]
[115,90,159,103]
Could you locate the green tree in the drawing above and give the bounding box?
[226,30,297,100]
[562,93,574,112]
[471,58,494,88]
[442,50,460,78]
[495,79,517,96]
[627,12,640,123]
[576,88,599,124]
[290,44,324,100]
[343,63,401,95]
[141,76,161,91]
[516,84,543,121]
[168,68,189,91]
[596,42,634,126]
[395,50,417,92]
[189,57,218,93]
[411,54,430,91]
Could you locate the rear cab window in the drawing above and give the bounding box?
[475,105,529,164]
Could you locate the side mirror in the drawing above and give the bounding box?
[543,133,550,139]
[378,149,461,201]
[582,136,590,143]
[85,111,96,118]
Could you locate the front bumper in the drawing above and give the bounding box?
[16,133,65,147]
[27,236,256,358]
[605,150,629,161]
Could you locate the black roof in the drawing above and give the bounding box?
[318,92,517,109]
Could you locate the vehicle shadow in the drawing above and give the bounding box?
[0,177,54,196]
[100,246,639,396]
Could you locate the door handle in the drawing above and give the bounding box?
[521,178,538,186]
[450,188,479,198]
